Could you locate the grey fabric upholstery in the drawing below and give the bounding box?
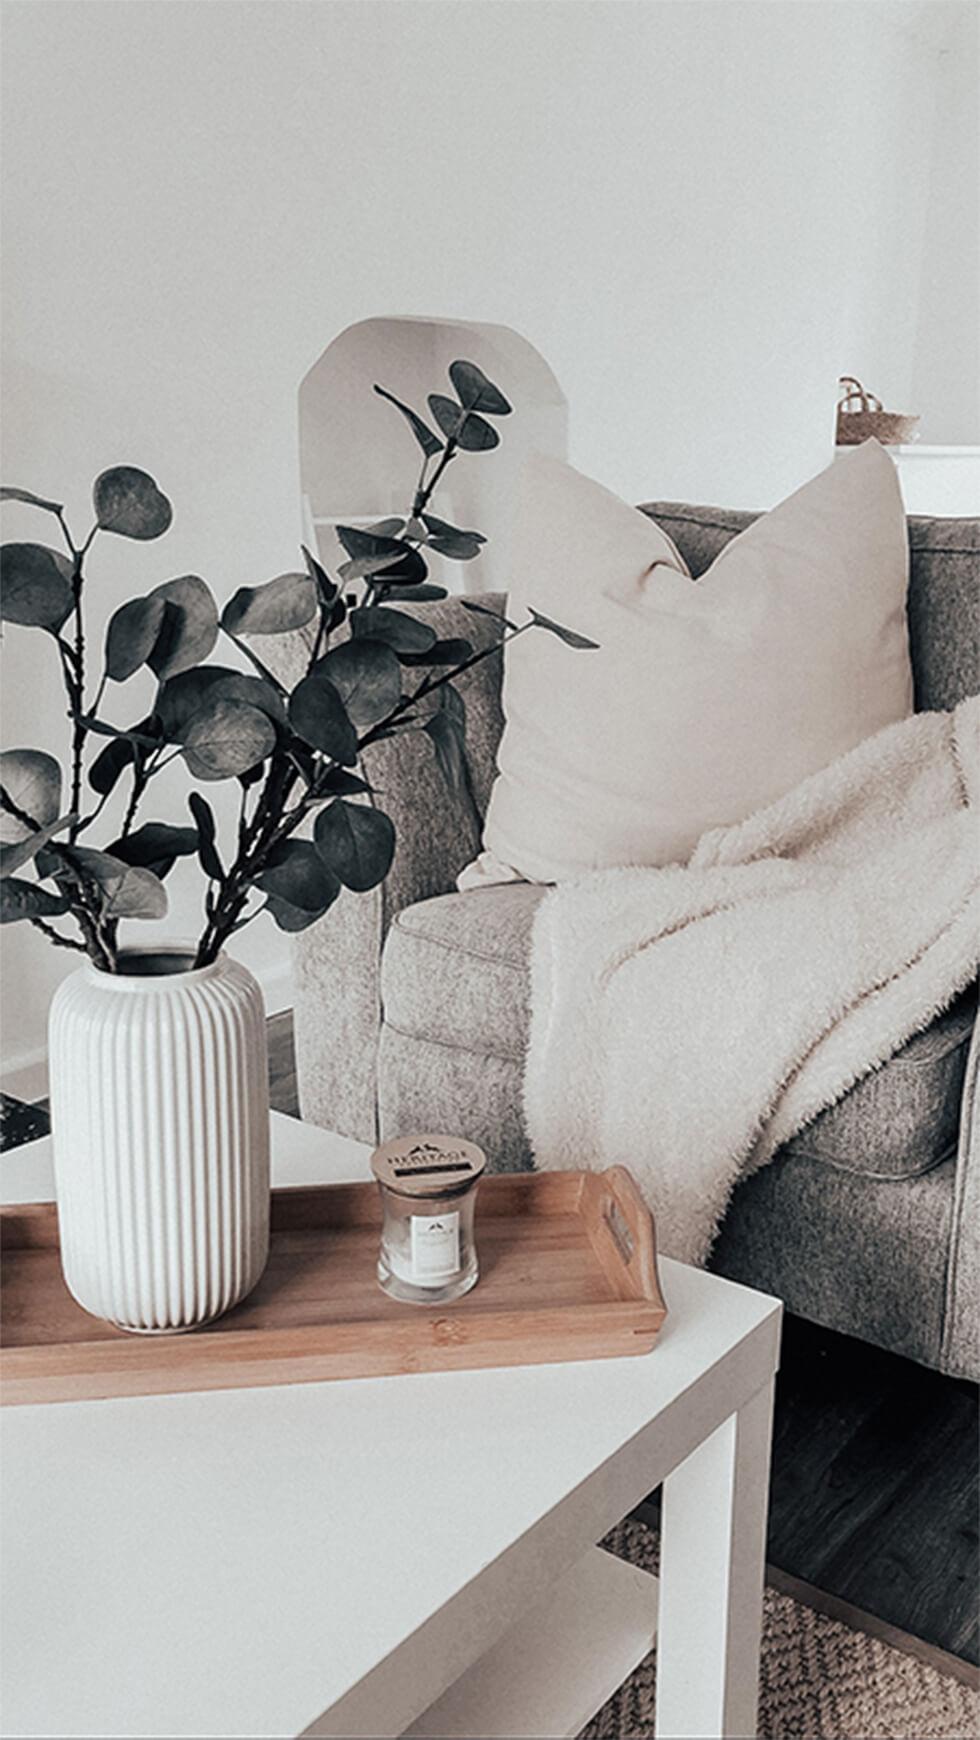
[286,504,980,1378]
[277,596,506,1142]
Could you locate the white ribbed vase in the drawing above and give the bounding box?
[48,947,270,1333]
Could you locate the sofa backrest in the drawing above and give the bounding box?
[640,502,980,713]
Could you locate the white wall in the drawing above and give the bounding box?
[2,0,975,1081]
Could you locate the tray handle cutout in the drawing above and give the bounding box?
[604,1196,634,1266]
[580,1167,667,1318]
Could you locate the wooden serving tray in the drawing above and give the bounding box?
[0,1168,667,1406]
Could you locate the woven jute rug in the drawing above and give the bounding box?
[581,1521,979,1740]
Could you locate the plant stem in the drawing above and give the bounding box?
[66,548,87,841]
[411,439,457,520]
[27,916,87,953]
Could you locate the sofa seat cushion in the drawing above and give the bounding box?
[382,884,547,1061]
[381,888,975,1178]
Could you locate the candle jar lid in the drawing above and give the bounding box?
[370,1134,486,1200]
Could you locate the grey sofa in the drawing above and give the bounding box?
[287,503,980,1382]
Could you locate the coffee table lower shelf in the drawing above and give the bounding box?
[405,1547,658,1740]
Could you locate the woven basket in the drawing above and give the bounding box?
[836,377,919,446]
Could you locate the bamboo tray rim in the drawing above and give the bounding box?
[1,1167,668,1405]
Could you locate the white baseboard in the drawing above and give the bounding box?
[0,961,295,1102]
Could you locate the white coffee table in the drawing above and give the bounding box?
[0,1110,781,1740]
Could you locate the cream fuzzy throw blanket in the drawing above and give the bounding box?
[525,698,980,1265]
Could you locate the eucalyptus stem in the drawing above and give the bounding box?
[27,915,87,953]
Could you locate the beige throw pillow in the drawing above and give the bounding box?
[463,442,912,886]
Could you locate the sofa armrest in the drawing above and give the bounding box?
[943,1001,980,1380]
[291,592,507,1141]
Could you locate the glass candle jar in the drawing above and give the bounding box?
[370,1134,486,1305]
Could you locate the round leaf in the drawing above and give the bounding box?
[419,513,486,560]
[349,606,436,655]
[156,665,285,740]
[93,466,172,540]
[107,823,198,877]
[314,799,395,892]
[146,575,219,680]
[105,594,167,682]
[0,812,74,878]
[427,396,500,452]
[221,572,317,637]
[187,792,223,880]
[335,525,428,588]
[0,543,73,629]
[288,675,358,765]
[0,877,70,924]
[57,845,169,919]
[315,638,402,729]
[0,749,62,841]
[382,583,448,603]
[181,699,276,781]
[448,361,512,416]
[255,840,340,931]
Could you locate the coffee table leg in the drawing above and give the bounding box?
[654,1380,774,1739]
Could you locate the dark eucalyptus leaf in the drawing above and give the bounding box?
[334,524,404,564]
[57,845,168,919]
[373,384,444,458]
[307,768,373,800]
[156,665,286,740]
[314,799,395,892]
[88,734,136,797]
[181,699,277,781]
[93,466,172,540]
[381,583,448,603]
[0,486,64,514]
[335,525,428,587]
[255,839,340,931]
[448,361,512,416]
[349,606,436,655]
[301,543,338,606]
[0,877,71,923]
[419,513,486,560]
[366,518,406,538]
[0,748,62,841]
[427,394,463,442]
[0,543,73,629]
[105,594,167,682]
[221,572,317,636]
[288,674,358,765]
[424,710,467,796]
[314,637,402,728]
[187,793,223,880]
[527,608,600,650]
[108,822,198,879]
[427,395,500,451]
[0,812,75,878]
[146,575,219,679]
[336,552,408,583]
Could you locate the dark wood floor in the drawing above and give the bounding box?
[6,1010,977,1668]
